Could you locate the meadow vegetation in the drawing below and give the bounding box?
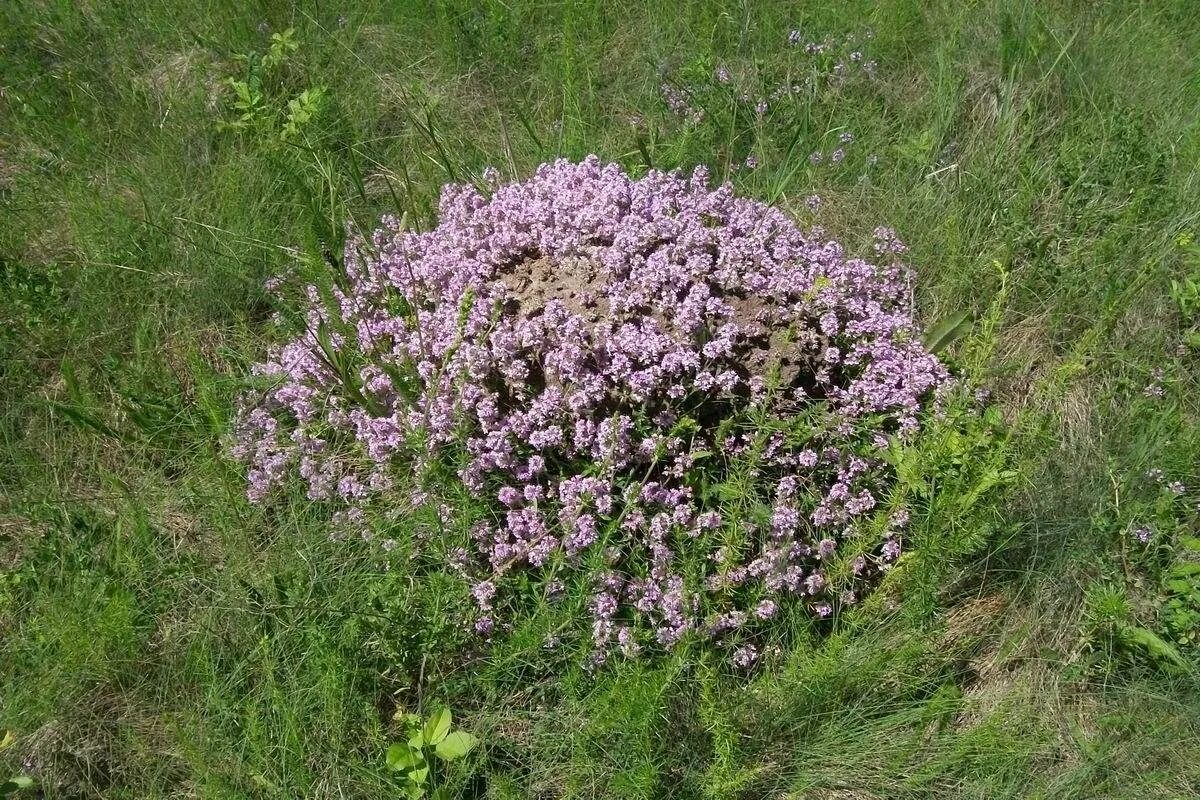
[2,1,1199,798]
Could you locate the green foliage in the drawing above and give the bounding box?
[0,776,34,798]
[1170,232,1200,350]
[0,260,65,332]
[385,708,478,799]
[1078,582,1189,675]
[1,1,1199,798]
[1160,540,1200,647]
[219,28,328,145]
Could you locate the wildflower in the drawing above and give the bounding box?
[617,626,641,658]
[715,65,731,84]
[881,537,902,562]
[1133,525,1153,544]
[744,155,758,170]
[755,599,778,619]
[731,644,758,668]
[788,29,802,46]
[231,156,951,666]
[472,580,496,610]
[1168,481,1186,496]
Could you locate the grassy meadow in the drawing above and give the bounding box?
[2,1,1200,797]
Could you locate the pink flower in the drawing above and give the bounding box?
[231,156,951,668]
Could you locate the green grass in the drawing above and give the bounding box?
[2,1,1200,798]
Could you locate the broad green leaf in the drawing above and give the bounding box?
[422,708,452,745]
[410,766,429,785]
[434,730,478,761]
[922,309,974,354]
[386,742,424,772]
[1166,579,1194,594]
[0,731,14,751]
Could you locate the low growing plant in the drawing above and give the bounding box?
[231,156,963,666]
[386,708,478,800]
[219,27,327,144]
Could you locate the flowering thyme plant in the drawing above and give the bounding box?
[230,156,951,667]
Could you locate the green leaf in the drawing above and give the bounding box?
[422,707,452,745]
[1166,579,1195,594]
[922,309,974,354]
[1120,625,1188,671]
[0,776,34,797]
[386,742,424,772]
[410,766,429,785]
[434,730,478,761]
[1166,562,1200,579]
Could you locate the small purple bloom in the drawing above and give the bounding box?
[754,599,778,620]
[881,537,902,562]
[731,644,758,668]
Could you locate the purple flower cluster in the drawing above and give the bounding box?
[230,157,949,665]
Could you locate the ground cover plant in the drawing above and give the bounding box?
[2,1,1199,798]
[231,155,953,666]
